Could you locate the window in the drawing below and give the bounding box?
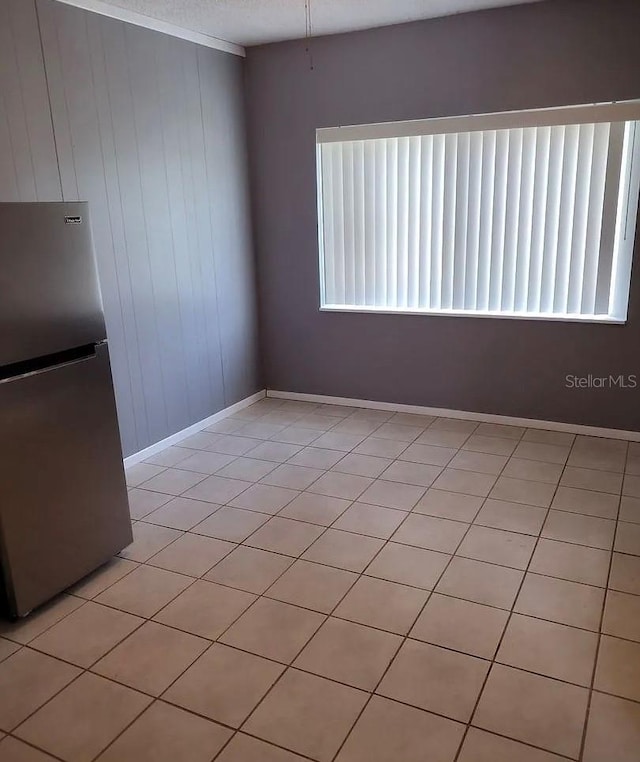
[316,103,640,322]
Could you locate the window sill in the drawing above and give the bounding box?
[319,305,626,325]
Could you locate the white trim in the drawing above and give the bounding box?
[124,390,265,467]
[316,101,640,144]
[267,390,640,442]
[52,0,245,57]
[319,305,626,325]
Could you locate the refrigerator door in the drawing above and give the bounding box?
[0,342,132,617]
[0,202,106,367]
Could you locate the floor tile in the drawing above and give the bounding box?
[243,668,368,762]
[552,486,619,519]
[245,441,303,463]
[69,559,138,600]
[296,413,339,431]
[175,449,236,474]
[602,590,640,642]
[374,422,424,442]
[457,525,535,569]
[523,429,575,447]
[307,471,373,500]
[433,418,479,435]
[489,477,555,507]
[333,502,406,539]
[472,664,588,758]
[366,542,450,589]
[245,516,324,556]
[359,478,427,510]
[410,593,508,659]
[204,546,293,594]
[143,497,218,530]
[294,617,401,690]
[448,450,508,475]
[93,621,208,696]
[502,458,563,484]
[289,446,346,469]
[30,602,142,668]
[271,426,321,446]
[147,533,235,577]
[164,643,284,727]
[333,452,392,477]
[125,463,165,487]
[266,560,357,613]
[229,483,299,514]
[216,733,307,761]
[594,635,640,702]
[0,737,59,761]
[541,510,615,550]
[416,429,471,448]
[379,461,441,488]
[388,412,435,427]
[96,566,192,618]
[0,638,20,664]
[609,552,640,595]
[206,435,262,456]
[431,469,497,497]
[138,468,208,496]
[192,506,269,542]
[0,649,80,731]
[334,576,429,635]
[15,673,151,762]
[180,431,225,451]
[400,442,457,466]
[568,444,627,473]
[182,475,252,504]
[302,529,384,572]
[279,492,351,525]
[458,727,567,762]
[335,694,465,762]
[413,489,484,522]
[514,573,604,631]
[311,431,365,452]
[619,495,640,523]
[378,639,489,722]
[153,580,255,639]
[473,499,546,535]
[583,691,640,762]
[529,538,610,587]
[127,488,172,519]
[95,701,231,762]
[614,521,640,555]
[463,435,518,456]
[220,597,324,663]
[119,522,183,563]
[624,474,640,497]
[237,421,287,440]
[436,557,523,609]
[261,464,324,490]
[561,466,623,495]
[354,437,409,458]
[392,513,468,553]
[474,422,522,439]
[496,613,598,686]
[512,441,570,464]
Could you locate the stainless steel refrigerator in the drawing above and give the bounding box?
[0,202,132,618]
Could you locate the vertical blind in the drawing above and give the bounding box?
[317,105,640,321]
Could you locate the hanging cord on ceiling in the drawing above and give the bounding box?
[305,0,314,70]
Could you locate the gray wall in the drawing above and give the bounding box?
[0,0,260,456]
[245,0,640,432]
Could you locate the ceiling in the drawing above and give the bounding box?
[99,0,540,47]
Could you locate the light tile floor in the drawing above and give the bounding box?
[1,397,640,761]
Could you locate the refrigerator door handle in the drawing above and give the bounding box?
[0,345,97,385]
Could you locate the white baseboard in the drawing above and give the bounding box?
[267,389,640,442]
[124,390,266,468]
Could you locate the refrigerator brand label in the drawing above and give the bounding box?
[64,216,83,225]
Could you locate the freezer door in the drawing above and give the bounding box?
[0,202,106,367]
[0,342,132,617]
